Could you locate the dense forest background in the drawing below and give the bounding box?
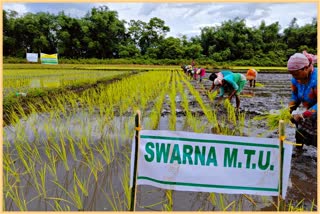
[3,6,317,66]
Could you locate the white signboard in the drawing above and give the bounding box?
[26,53,38,62]
[131,130,292,198]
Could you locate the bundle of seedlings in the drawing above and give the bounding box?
[253,105,292,130]
[255,82,265,87]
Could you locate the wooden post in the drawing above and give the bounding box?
[130,110,141,211]
[278,120,285,211]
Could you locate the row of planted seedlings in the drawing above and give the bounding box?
[133,70,240,211]
[3,70,172,211]
[158,71,273,211]
[135,70,183,211]
[180,71,236,211]
[186,72,275,211]
[164,70,177,211]
[134,71,244,211]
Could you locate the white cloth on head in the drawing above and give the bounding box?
[214,78,222,86]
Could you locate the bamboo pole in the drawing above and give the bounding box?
[130,110,141,211]
[278,120,285,211]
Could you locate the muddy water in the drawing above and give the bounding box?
[3,73,317,211]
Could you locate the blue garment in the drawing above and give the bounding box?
[289,67,317,118]
[220,70,233,77]
[218,73,246,97]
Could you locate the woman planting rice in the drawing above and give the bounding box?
[246,68,258,88]
[287,51,317,151]
[208,69,233,92]
[215,72,247,111]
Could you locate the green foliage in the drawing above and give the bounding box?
[3,7,316,65]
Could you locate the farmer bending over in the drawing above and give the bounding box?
[287,51,317,151]
[195,68,206,82]
[181,64,188,75]
[246,68,258,87]
[215,73,247,111]
[208,70,233,92]
[186,65,194,79]
[181,65,193,78]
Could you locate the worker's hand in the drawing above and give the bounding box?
[291,114,305,123]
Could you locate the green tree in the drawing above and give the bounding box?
[118,44,140,58]
[128,17,170,55]
[83,6,126,58]
[3,10,19,56]
[56,12,84,58]
[158,37,184,59]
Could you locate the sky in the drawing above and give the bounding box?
[2,2,317,38]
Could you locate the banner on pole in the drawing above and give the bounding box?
[40,53,58,64]
[130,130,292,198]
[26,53,38,62]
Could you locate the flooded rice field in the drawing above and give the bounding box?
[3,71,317,211]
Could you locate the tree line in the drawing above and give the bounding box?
[3,6,317,66]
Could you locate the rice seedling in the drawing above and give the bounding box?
[51,200,71,211]
[51,136,69,172]
[181,76,217,127]
[253,105,292,130]
[207,90,218,103]
[73,169,89,197]
[117,152,133,211]
[38,163,48,199]
[95,137,115,165]
[7,188,28,211]
[168,71,177,131]
[223,201,236,211]
[14,141,32,174]
[51,180,84,211]
[224,99,237,124]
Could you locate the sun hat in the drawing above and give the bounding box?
[287,53,309,71]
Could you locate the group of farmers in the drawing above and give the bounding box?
[181,63,257,111]
[181,64,207,82]
[181,50,317,151]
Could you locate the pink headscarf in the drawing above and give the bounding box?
[287,53,309,71]
[303,50,317,70]
[303,50,317,64]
